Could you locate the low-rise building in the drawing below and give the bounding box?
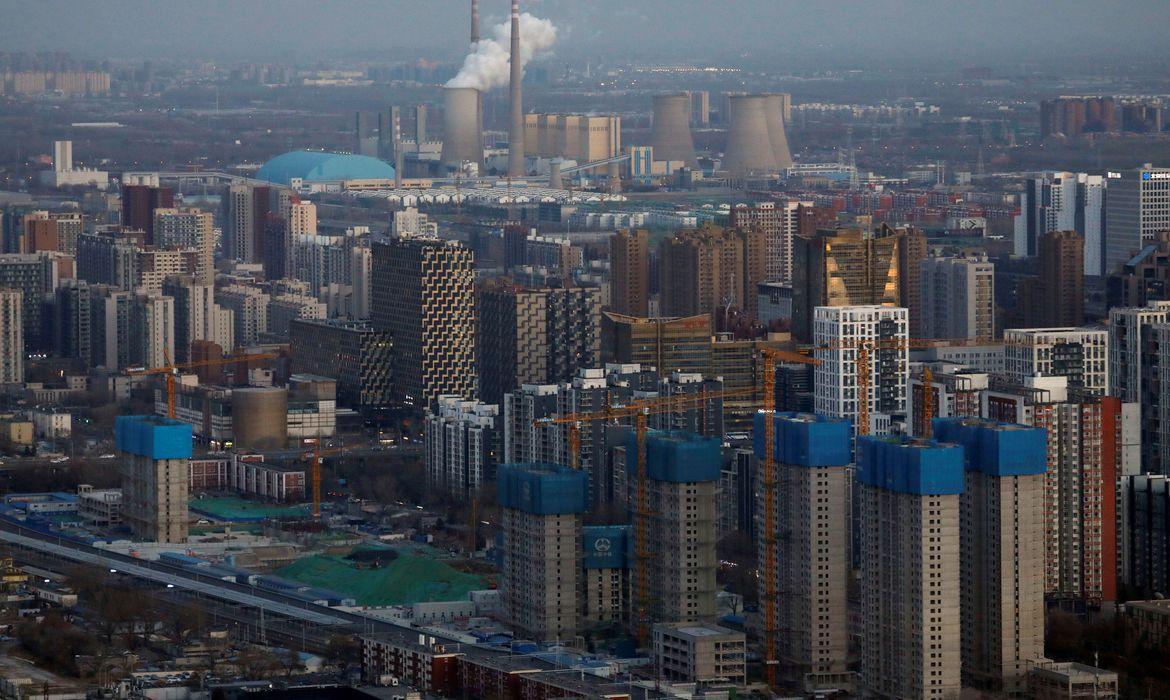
[1028,662,1118,700]
[653,622,746,686]
[76,484,122,525]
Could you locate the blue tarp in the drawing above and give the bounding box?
[932,418,1047,476]
[753,412,852,467]
[856,436,964,495]
[497,463,589,515]
[115,416,193,459]
[626,430,721,483]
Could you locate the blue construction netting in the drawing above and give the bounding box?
[582,525,630,570]
[625,430,721,483]
[856,435,964,495]
[497,463,589,515]
[753,412,852,467]
[932,418,1047,477]
[115,415,193,459]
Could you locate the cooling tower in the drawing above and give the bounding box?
[723,95,778,176]
[764,94,794,170]
[506,0,525,177]
[650,94,698,168]
[440,86,484,171]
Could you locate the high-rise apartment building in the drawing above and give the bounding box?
[729,200,811,285]
[502,365,661,505]
[121,184,174,244]
[1040,97,1118,139]
[371,237,476,407]
[425,396,501,499]
[131,294,175,369]
[1106,166,1170,274]
[791,225,921,342]
[1032,230,1085,327]
[477,284,601,405]
[1003,327,1108,395]
[857,435,963,699]
[163,276,234,362]
[216,285,270,347]
[116,415,192,544]
[267,293,326,339]
[1110,302,1170,473]
[933,418,1047,694]
[1107,231,1170,309]
[659,224,765,319]
[0,288,22,383]
[153,208,214,285]
[498,462,588,641]
[628,431,720,624]
[609,229,649,316]
[289,319,393,411]
[755,413,852,692]
[920,255,996,341]
[983,376,1134,603]
[222,184,283,264]
[1014,172,1106,275]
[0,252,65,352]
[813,305,909,435]
[601,312,711,377]
[1124,475,1170,598]
[51,279,91,363]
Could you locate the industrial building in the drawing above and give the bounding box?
[523,113,621,164]
[497,462,588,641]
[755,412,852,692]
[857,435,964,699]
[649,94,698,169]
[933,418,1047,694]
[117,415,193,544]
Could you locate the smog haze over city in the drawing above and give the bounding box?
[1,2,1170,699]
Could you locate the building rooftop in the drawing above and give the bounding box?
[256,150,395,185]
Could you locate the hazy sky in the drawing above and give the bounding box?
[4,0,1168,67]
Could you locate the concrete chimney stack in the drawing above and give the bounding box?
[650,94,698,169]
[764,94,794,170]
[723,95,778,176]
[440,86,484,171]
[506,0,525,177]
[470,0,480,45]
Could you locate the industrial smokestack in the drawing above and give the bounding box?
[723,95,778,176]
[415,104,427,150]
[506,0,525,177]
[764,94,794,170]
[650,94,698,169]
[548,159,563,189]
[470,0,480,45]
[440,87,484,171]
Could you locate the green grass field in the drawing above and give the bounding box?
[275,548,488,606]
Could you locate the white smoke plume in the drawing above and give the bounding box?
[446,12,557,91]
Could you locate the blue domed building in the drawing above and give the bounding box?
[255,150,395,186]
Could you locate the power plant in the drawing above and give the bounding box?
[440,86,484,171]
[650,94,698,168]
[506,0,525,177]
[724,95,777,175]
[764,93,794,170]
